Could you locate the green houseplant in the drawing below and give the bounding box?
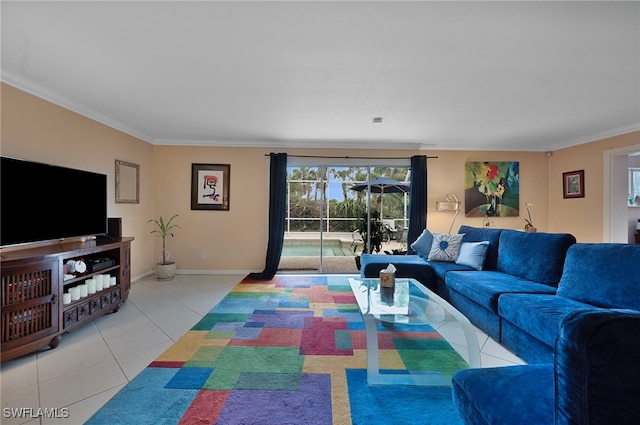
[351,210,392,269]
[148,214,180,280]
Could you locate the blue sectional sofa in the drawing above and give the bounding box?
[363,226,640,423]
[361,225,577,363]
[498,242,640,363]
[452,308,640,425]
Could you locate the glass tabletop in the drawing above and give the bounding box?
[349,277,447,325]
[349,276,481,374]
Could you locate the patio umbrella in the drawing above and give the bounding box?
[350,177,410,218]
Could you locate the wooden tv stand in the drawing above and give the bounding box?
[1,237,133,362]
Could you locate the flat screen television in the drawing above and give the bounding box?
[1,156,108,247]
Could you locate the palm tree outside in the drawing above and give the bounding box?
[280,165,410,273]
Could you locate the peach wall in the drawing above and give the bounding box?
[152,146,414,272]
[150,145,271,272]
[0,83,155,278]
[549,131,640,242]
[425,150,548,233]
[3,83,638,274]
[151,146,549,272]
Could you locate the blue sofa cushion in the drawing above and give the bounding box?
[360,254,434,281]
[496,230,576,285]
[556,243,640,310]
[410,229,433,259]
[446,271,557,312]
[457,225,502,270]
[498,293,596,347]
[455,241,490,270]
[452,364,554,425]
[556,309,640,425]
[429,261,475,281]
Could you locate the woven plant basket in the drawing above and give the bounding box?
[156,262,176,280]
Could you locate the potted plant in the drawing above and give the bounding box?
[148,214,180,280]
[351,210,392,269]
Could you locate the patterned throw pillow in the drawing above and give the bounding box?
[427,233,464,262]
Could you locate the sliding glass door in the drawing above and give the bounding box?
[280,162,410,274]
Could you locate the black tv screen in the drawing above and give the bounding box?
[1,156,108,247]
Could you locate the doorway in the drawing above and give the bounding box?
[603,144,640,242]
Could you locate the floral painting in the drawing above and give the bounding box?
[464,161,520,217]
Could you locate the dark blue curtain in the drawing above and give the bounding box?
[248,153,287,280]
[407,155,427,254]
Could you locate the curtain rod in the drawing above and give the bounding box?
[265,154,438,159]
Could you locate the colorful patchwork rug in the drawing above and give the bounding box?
[88,275,467,425]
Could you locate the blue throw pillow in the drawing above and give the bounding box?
[410,229,433,258]
[455,241,490,270]
[427,233,464,262]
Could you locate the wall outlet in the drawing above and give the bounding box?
[200,251,206,260]
[165,251,171,260]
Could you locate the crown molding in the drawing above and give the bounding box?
[152,138,430,150]
[3,68,637,152]
[548,123,640,151]
[1,69,154,144]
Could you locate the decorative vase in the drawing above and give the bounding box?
[526,227,537,233]
[156,262,176,280]
[487,195,497,217]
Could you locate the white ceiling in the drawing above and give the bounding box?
[2,1,639,151]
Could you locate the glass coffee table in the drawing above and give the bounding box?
[349,277,481,386]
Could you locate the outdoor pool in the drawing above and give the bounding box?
[281,239,354,257]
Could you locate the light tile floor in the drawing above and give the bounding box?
[1,274,525,425]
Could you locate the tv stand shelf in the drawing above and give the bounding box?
[62,264,119,286]
[1,237,133,362]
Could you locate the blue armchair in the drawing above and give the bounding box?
[452,308,640,425]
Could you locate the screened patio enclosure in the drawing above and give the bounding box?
[278,164,411,273]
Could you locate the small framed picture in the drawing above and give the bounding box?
[562,170,585,199]
[191,163,230,210]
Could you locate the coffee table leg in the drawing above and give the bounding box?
[363,314,381,384]
[363,314,454,386]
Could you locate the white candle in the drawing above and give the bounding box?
[70,287,81,301]
[110,276,117,287]
[87,279,97,294]
[80,284,88,298]
[63,293,72,305]
[96,275,104,291]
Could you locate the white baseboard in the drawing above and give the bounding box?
[176,269,253,275]
[134,269,253,282]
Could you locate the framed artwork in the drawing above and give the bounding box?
[115,160,140,204]
[563,170,585,199]
[191,163,230,210]
[464,161,520,217]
